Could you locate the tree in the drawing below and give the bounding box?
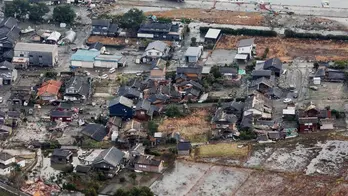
[114,187,154,196]
[210,65,222,79]
[190,37,197,46]
[147,121,158,135]
[28,3,49,22]
[165,105,182,118]
[120,8,146,29]
[53,5,76,24]
[313,62,319,70]
[129,173,137,185]
[4,0,30,20]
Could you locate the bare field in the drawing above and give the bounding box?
[216,35,348,61]
[151,160,347,196]
[87,36,137,46]
[196,143,249,159]
[145,9,264,26]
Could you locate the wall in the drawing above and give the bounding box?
[71,60,94,68]
[146,49,163,58]
[94,60,118,68]
[15,50,55,66]
[186,56,198,63]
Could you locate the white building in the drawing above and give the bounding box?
[184,46,203,63]
[145,41,169,61]
[235,38,256,61]
[94,55,126,68]
[0,152,16,175]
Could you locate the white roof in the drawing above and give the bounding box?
[185,47,201,57]
[205,28,221,39]
[283,109,295,115]
[235,54,248,60]
[154,132,163,138]
[47,31,61,41]
[14,42,57,52]
[320,124,334,130]
[202,66,211,74]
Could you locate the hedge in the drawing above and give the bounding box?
[284,29,348,40]
[199,27,277,37]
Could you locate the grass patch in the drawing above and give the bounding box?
[196,143,249,158]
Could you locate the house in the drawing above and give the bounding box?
[184,46,203,63]
[88,42,104,51]
[46,31,61,44]
[12,43,58,68]
[177,80,204,92]
[92,147,125,172]
[91,19,111,36]
[0,152,16,175]
[263,57,282,77]
[50,110,73,122]
[0,17,20,58]
[50,149,73,164]
[36,80,62,102]
[161,84,181,102]
[75,165,92,174]
[326,70,345,82]
[177,141,191,156]
[117,86,141,100]
[70,49,99,68]
[241,114,253,129]
[145,41,169,62]
[204,28,221,43]
[236,38,255,60]
[211,108,238,130]
[119,120,146,146]
[134,155,163,173]
[176,65,203,82]
[219,67,240,86]
[9,86,31,106]
[81,124,107,142]
[137,22,183,41]
[250,77,273,94]
[0,125,12,140]
[108,24,119,37]
[0,61,17,85]
[298,117,319,132]
[251,70,272,80]
[222,101,244,118]
[150,59,166,81]
[244,91,273,120]
[147,94,169,105]
[135,99,156,120]
[63,76,91,102]
[267,87,283,99]
[109,96,134,119]
[94,55,126,68]
[283,106,296,120]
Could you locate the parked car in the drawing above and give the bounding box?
[100,74,108,79]
[309,86,318,90]
[293,91,298,98]
[283,98,292,103]
[109,68,116,74]
[0,97,3,103]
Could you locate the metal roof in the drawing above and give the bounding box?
[238,38,255,47]
[81,124,107,141]
[70,49,99,62]
[93,146,125,167]
[47,31,61,41]
[14,42,57,52]
[109,96,134,108]
[205,28,221,39]
[145,41,168,53]
[185,47,201,57]
[235,54,248,60]
[95,55,123,62]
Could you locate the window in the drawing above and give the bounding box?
[156,52,160,56]
[39,55,42,58]
[29,55,33,58]
[19,54,24,57]
[148,52,152,56]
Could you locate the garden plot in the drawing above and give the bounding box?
[263,144,321,172]
[306,140,348,176]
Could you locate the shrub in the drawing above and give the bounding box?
[239,129,257,140]
[165,105,182,118]
[262,47,269,59]
[119,177,126,183]
[284,29,348,40]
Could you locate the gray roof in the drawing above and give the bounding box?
[212,108,238,124]
[177,141,191,151]
[222,101,244,113]
[75,165,91,173]
[93,147,125,167]
[185,47,201,57]
[118,86,141,98]
[145,41,168,53]
[64,76,90,97]
[14,42,57,52]
[298,117,319,124]
[135,99,151,112]
[50,110,73,118]
[81,124,107,141]
[0,152,13,161]
[92,19,111,27]
[0,61,14,70]
[251,70,272,77]
[176,66,203,75]
[237,38,255,47]
[177,80,203,91]
[88,42,103,51]
[328,71,345,80]
[0,17,17,29]
[219,67,238,74]
[241,114,253,128]
[251,77,273,88]
[264,58,282,71]
[52,149,71,157]
[109,96,134,108]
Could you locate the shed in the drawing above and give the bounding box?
[177,141,191,156]
[46,31,61,44]
[204,28,221,41]
[184,47,203,63]
[62,30,76,44]
[81,124,107,141]
[70,49,99,68]
[94,55,126,68]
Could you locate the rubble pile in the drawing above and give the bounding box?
[22,179,60,196]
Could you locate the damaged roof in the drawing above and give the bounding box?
[81,124,107,141]
[52,149,71,157]
[93,146,125,167]
[211,108,238,124]
[251,70,272,77]
[118,86,141,98]
[109,96,134,108]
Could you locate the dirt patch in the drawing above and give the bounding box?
[87,36,137,46]
[216,35,348,61]
[145,9,264,26]
[196,143,249,159]
[158,109,210,142]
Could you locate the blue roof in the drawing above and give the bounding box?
[71,49,99,62]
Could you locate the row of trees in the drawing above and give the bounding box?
[199,26,277,37]
[99,8,146,30]
[5,0,76,23]
[284,29,348,41]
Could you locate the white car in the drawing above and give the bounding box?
[100,74,108,79]
[0,97,2,103]
[283,98,292,103]
[109,68,116,74]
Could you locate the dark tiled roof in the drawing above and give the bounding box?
[81,124,107,141]
[147,94,168,103]
[0,17,17,29]
[109,96,134,108]
[7,111,20,118]
[211,108,238,124]
[92,19,111,27]
[50,110,73,118]
[264,58,282,71]
[327,71,345,80]
[0,61,14,70]
[251,77,273,87]
[93,146,125,167]
[176,66,203,75]
[251,70,272,77]
[136,99,151,112]
[177,80,203,91]
[0,152,13,161]
[298,117,319,124]
[75,165,91,173]
[52,149,71,157]
[118,86,141,98]
[219,67,238,74]
[88,42,103,51]
[241,114,253,128]
[177,141,191,151]
[108,24,119,34]
[185,88,200,97]
[139,22,172,33]
[64,76,90,97]
[222,101,244,113]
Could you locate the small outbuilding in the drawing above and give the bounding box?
[184,46,203,63]
[62,30,76,44]
[177,141,191,156]
[204,28,221,43]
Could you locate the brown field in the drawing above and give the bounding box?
[216,35,348,61]
[158,109,210,142]
[145,8,264,26]
[87,36,138,46]
[196,143,249,158]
